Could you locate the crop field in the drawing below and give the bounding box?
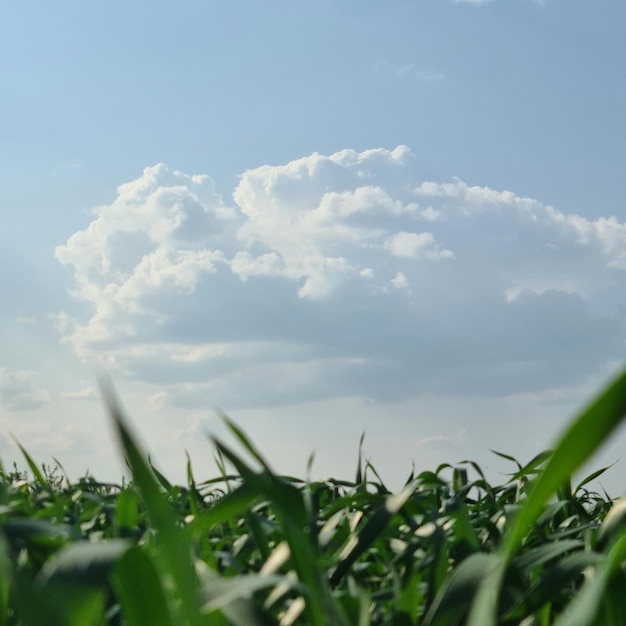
[2,371,626,625]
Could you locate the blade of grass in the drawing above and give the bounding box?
[189,481,258,536]
[554,533,626,626]
[212,434,349,626]
[595,496,626,550]
[574,462,616,494]
[36,539,131,586]
[503,367,626,559]
[51,457,71,486]
[111,545,174,626]
[113,487,140,538]
[0,535,13,626]
[329,483,415,586]
[201,572,290,613]
[423,553,498,626]
[12,438,64,519]
[148,456,173,494]
[355,432,366,485]
[11,438,50,489]
[186,451,200,518]
[100,378,204,626]
[468,366,626,626]
[217,410,275,474]
[505,551,604,622]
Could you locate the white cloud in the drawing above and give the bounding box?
[51,147,626,414]
[391,272,409,289]
[54,164,237,356]
[0,369,51,411]
[384,231,455,260]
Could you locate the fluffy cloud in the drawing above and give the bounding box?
[52,147,626,411]
[54,164,237,355]
[0,369,51,411]
[384,231,454,260]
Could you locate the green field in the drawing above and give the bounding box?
[2,371,626,625]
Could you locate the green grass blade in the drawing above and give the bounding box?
[504,367,626,558]
[468,367,626,626]
[111,545,174,626]
[148,456,173,493]
[36,539,131,586]
[489,450,523,472]
[329,484,414,586]
[423,553,498,626]
[595,496,626,550]
[465,557,508,626]
[2,518,80,548]
[100,379,204,626]
[574,462,616,494]
[505,551,604,622]
[186,451,200,518]
[507,450,553,483]
[51,457,71,486]
[33,584,104,626]
[12,439,65,520]
[212,435,348,626]
[12,438,50,489]
[218,411,275,474]
[0,535,13,626]
[212,437,308,529]
[355,432,365,485]
[201,572,288,613]
[554,534,626,626]
[513,540,584,574]
[189,481,258,536]
[113,487,140,537]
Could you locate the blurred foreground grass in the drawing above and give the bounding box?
[1,369,626,625]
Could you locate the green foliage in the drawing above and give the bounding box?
[0,368,625,624]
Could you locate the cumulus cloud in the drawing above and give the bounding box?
[52,147,626,412]
[384,231,454,260]
[0,369,51,411]
[54,164,237,355]
[391,272,409,289]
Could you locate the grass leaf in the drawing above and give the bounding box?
[100,377,204,626]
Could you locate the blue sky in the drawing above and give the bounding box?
[1,0,626,491]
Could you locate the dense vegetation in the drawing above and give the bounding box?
[2,372,626,625]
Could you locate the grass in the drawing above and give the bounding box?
[0,368,626,624]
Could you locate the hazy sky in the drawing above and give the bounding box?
[2,0,626,492]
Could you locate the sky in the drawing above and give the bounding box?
[1,0,626,493]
